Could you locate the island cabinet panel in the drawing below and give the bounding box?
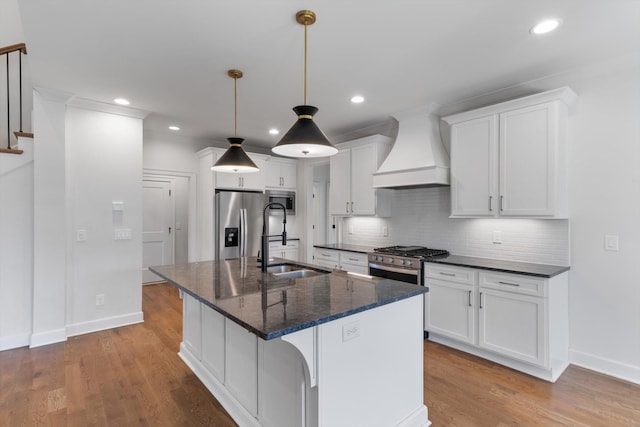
[182,294,202,359]
[201,305,225,382]
[258,340,306,427]
[225,321,259,416]
[317,296,426,427]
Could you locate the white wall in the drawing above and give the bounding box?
[64,105,144,335]
[0,137,33,350]
[341,54,640,383]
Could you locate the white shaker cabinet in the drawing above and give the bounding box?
[265,157,297,190]
[215,155,266,191]
[424,262,569,382]
[424,264,478,345]
[330,135,392,217]
[443,87,577,218]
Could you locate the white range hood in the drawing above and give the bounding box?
[372,104,450,188]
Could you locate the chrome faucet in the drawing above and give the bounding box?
[261,202,287,272]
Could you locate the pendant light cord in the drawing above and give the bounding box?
[233,75,238,137]
[303,22,308,105]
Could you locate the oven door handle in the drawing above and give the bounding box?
[369,263,420,276]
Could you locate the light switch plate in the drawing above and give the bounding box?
[114,228,132,240]
[112,201,124,212]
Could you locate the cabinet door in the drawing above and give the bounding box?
[201,304,225,381]
[350,144,377,215]
[183,294,202,359]
[265,161,282,188]
[425,279,476,344]
[329,150,351,215]
[478,287,546,366]
[450,115,498,216]
[215,172,243,189]
[499,103,555,216]
[279,161,297,190]
[216,159,265,191]
[225,320,258,416]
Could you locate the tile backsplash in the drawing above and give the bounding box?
[341,186,569,266]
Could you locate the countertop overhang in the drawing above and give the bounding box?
[150,257,427,340]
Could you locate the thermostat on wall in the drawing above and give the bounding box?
[112,201,124,212]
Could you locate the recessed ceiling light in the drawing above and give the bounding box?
[530,18,560,35]
[351,95,365,104]
[168,125,180,131]
[114,98,130,105]
[269,128,280,135]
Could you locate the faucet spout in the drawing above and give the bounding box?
[261,202,287,272]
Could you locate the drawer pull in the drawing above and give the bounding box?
[321,254,331,257]
[479,292,483,309]
[347,257,359,262]
[439,272,456,277]
[498,281,520,287]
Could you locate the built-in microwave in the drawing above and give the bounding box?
[267,190,295,215]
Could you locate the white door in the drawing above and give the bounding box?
[143,179,174,283]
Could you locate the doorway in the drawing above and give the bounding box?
[142,178,174,283]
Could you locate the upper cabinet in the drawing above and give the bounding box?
[330,135,392,217]
[443,87,577,219]
[215,154,267,192]
[265,157,297,190]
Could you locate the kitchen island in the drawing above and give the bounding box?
[150,257,430,427]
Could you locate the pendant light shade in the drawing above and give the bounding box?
[212,69,259,173]
[272,10,337,158]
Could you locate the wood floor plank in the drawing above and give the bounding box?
[1,282,639,426]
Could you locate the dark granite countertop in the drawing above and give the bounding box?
[313,243,376,254]
[424,255,569,278]
[150,257,427,340]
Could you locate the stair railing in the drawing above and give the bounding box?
[0,43,30,154]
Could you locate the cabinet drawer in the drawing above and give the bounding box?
[314,249,339,263]
[270,240,299,250]
[479,272,546,297]
[424,263,477,285]
[340,251,368,265]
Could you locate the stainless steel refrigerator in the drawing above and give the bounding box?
[215,190,268,260]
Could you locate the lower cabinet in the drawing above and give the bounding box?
[424,262,568,382]
[313,248,368,274]
[269,240,299,262]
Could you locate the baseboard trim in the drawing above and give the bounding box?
[66,311,144,337]
[30,328,67,348]
[569,348,640,385]
[0,332,31,351]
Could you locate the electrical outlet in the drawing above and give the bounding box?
[96,294,105,306]
[492,230,502,244]
[76,229,87,242]
[382,226,389,237]
[348,225,354,235]
[342,321,360,342]
[604,235,619,251]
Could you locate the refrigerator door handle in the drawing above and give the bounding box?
[240,208,247,257]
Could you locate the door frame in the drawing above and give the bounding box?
[142,178,175,283]
[143,168,197,262]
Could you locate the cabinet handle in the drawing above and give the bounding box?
[489,196,493,212]
[321,253,331,257]
[346,202,349,213]
[479,292,483,309]
[280,177,284,186]
[500,195,504,211]
[351,201,354,212]
[439,272,456,277]
[347,257,359,262]
[498,281,520,287]
[468,290,472,307]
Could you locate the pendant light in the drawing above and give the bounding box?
[272,10,338,158]
[211,69,260,173]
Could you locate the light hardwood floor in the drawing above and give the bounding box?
[1,282,638,426]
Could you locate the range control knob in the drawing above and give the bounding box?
[406,260,413,266]
[388,257,394,263]
[399,259,405,265]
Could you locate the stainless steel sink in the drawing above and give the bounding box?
[266,264,330,279]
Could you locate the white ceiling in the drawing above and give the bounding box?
[14,0,640,151]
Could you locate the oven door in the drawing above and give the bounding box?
[369,263,422,286]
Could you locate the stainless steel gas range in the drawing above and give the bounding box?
[368,245,449,286]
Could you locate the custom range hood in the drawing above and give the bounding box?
[372,104,450,188]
